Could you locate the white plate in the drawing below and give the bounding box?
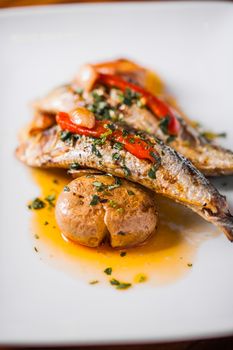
[0,1,233,346]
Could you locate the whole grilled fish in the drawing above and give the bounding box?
[32,82,233,176]
[16,124,233,241]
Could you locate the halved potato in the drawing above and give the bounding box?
[55,175,158,248]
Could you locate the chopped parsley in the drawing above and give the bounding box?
[64,186,71,192]
[112,152,121,161]
[69,162,80,170]
[201,131,227,141]
[159,116,170,135]
[116,283,131,290]
[122,165,131,177]
[60,130,72,142]
[91,144,102,158]
[113,142,123,150]
[92,181,105,191]
[104,267,112,275]
[28,198,45,210]
[109,200,118,208]
[89,280,99,285]
[90,194,100,206]
[45,194,56,207]
[110,279,131,290]
[129,138,135,144]
[135,274,147,283]
[110,278,120,286]
[122,129,129,137]
[108,177,122,190]
[123,88,140,106]
[148,165,158,179]
[106,123,116,132]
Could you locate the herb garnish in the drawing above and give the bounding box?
[122,129,129,137]
[90,194,100,206]
[148,165,158,179]
[159,116,170,135]
[112,152,121,161]
[64,186,71,192]
[109,200,118,208]
[89,280,99,285]
[108,177,122,190]
[45,194,56,207]
[135,274,147,283]
[28,198,45,210]
[201,131,227,141]
[91,144,102,158]
[110,278,131,290]
[60,130,72,142]
[110,278,120,286]
[104,267,112,275]
[122,165,131,177]
[69,162,80,170]
[113,142,123,150]
[92,181,105,192]
[123,88,140,106]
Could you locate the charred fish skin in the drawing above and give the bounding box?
[32,84,233,177]
[16,125,233,241]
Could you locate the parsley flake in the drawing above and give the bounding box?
[90,194,100,206]
[28,198,45,210]
[104,267,112,275]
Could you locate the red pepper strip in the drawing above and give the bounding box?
[97,73,180,135]
[56,112,158,163]
[113,130,156,162]
[56,112,106,137]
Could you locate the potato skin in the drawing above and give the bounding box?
[55,175,158,248]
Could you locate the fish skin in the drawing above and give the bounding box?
[16,125,233,241]
[32,85,233,176]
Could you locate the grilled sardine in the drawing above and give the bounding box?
[32,80,233,176]
[16,124,233,241]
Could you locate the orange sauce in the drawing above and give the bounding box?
[29,168,219,288]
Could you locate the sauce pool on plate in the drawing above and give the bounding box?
[28,168,219,288]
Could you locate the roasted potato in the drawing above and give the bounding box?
[55,174,158,248]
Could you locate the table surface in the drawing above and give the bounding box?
[0,0,232,349]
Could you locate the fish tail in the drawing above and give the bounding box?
[216,213,233,242]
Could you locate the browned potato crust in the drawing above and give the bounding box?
[55,175,158,248]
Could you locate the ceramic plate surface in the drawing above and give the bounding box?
[0,1,233,346]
